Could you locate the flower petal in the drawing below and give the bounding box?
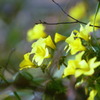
[27,24,47,41]
[54,33,66,43]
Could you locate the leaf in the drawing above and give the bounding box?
[95,83,100,97]
[93,2,100,30]
[93,2,100,40]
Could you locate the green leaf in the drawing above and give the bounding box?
[95,83,100,97]
[93,2,100,31]
[92,2,100,47]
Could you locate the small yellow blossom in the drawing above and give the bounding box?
[19,53,36,70]
[63,51,100,78]
[27,24,47,41]
[54,33,67,43]
[90,12,100,26]
[63,51,84,77]
[31,38,46,53]
[32,46,50,66]
[65,32,85,55]
[73,23,92,41]
[31,36,55,65]
[45,35,56,49]
[87,90,97,100]
[31,38,51,66]
[68,2,86,20]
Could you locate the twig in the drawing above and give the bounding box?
[52,0,80,22]
[4,48,15,69]
[36,20,100,28]
[36,20,78,25]
[36,0,100,28]
[5,48,15,68]
[63,62,67,67]
[52,0,100,28]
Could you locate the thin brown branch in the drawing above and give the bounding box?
[36,20,100,28]
[51,0,78,21]
[36,20,78,25]
[52,0,86,24]
[35,0,100,28]
[50,0,100,28]
[3,48,16,74]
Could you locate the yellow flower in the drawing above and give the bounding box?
[87,90,97,100]
[90,12,100,26]
[63,51,84,77]
[19,53,36,70]
[32,45,50,66]
[63,51,100,78]
[68,2,86,20]
[31,38,46,53]
[31,43,50,66]
[54,33,67,43]
[27,24,47,41]
[31,35,56,51]
[45,35,56,49]
[31,36,55,65]
[73,23,92,41]
[65,32,85,55]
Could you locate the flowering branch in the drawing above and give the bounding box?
[36,20,100,28]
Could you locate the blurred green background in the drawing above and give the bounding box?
[0,0,98,100]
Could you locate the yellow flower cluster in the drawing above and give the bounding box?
[20,23,100,99]
[63,23,100,79]
[62,23,100,100]
[20,23,100,77]
[20,24,67,70]
[63,51,100,78]
[65,23,92,55]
